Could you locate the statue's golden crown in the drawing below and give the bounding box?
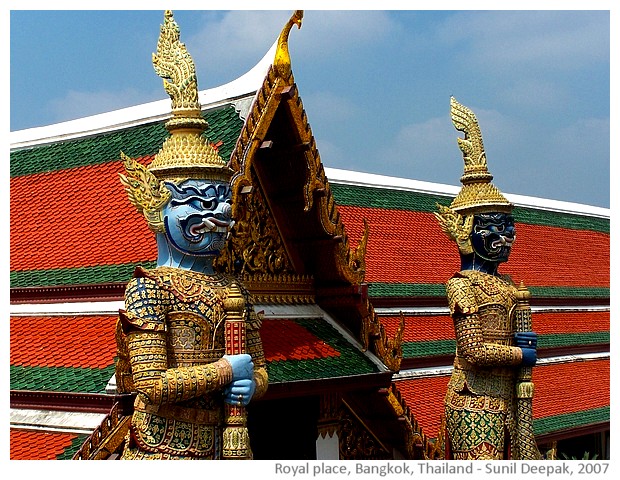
[120,10,232,232]
[434,97,512,250]
[148,10,233,182]
[448,96,512,215]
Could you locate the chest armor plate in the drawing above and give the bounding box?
[161,271,231,368]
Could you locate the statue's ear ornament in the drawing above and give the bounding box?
[434,204,474,255]
[119,152,171,233]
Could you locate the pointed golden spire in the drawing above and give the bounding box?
[448,96,512,214]
[274,10,303,79]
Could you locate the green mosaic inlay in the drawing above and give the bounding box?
[10,261,157,288]
[402,339,455,358]
[10,364,116,393]
[265,318,379,383]
[533,406,609,436]
[11,105,244,177]
[330,183,609,234]
[57,434,90,460]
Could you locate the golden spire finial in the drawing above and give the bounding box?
[274,10,303,78]
[448,96,512,214]
[153,10,201,116]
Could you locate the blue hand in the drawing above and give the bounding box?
[224,378,256,406]
[223,354,254,381]
[514,331,537,349]
[521,347,537,367]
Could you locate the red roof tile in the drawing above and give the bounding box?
[261,319,340,362]
[11,315,117,369]
[339,206,609,289]
[533,310,609,334]
[380,310,609,344]
[10,429,80,460]
[10,158,156,272]
[395,358,610,439]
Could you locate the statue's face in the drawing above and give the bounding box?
[470,212,515,263]
[162,180,233,256]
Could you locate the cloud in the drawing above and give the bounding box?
[46,87,162,124]
[301,91,360,126]
[496,78,569,112]
[313,137,348,169]
[294,10,398,57]
[369,106,523,186]
[178,11,291,87]
[436,11,609,73]
[185,10,398,85]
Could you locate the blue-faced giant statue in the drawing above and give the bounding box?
[115,10,268,459]
[434,97,541,460]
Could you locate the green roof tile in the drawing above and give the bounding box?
[265,318,379,383]
[534,406,609,436]
[401,332,609,360]
[367,282,609,300]
[330,183,609,234]
[10,261,156,288]
[57,435,91,460]
[11,105,244,177]
[10,365,115,394]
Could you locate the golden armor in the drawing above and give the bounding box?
[436,98,541,460]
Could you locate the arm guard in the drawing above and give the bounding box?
[125,328,232,406]
[121,275,233,406]
[453,312,522,367]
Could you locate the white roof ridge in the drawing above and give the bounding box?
[10,40,277,150]
[324,167,610,218]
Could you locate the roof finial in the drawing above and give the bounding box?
[274,10,303,79]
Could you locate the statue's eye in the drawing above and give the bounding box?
[201,199,216,210]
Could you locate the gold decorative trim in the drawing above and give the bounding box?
[318,392,341,439]
[274,10,303,79]
[240,273,315,305]
[340,400,391,460]
[446,97,512,215]
[360,298,404,372]
[215,167,294,277]
[226,11,368,286]
[72,402,130,459]
[387,383,444,460]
